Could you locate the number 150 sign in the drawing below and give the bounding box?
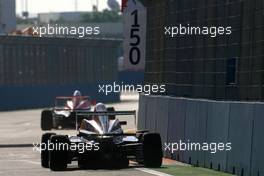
[123,0,146,70]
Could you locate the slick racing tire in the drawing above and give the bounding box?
[112,147,129,169]
[142,133,163,168]
[49,135,69,171]
[115,156,129,169]
[41,133,56,168]
[78,160,88,169]
[78,159,100,169]
[41,110,53,131]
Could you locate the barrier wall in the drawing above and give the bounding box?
[145,96,158,132]
[193,100,208,166]
[0,36,121,110]
[137,94,147,130]
[167,98,186,160]
[0,83,120,111]
[251,103,264,176]
[155,97,169,149]
[227,103,254,176]
[138,95,264,176]
[205,101,230,171]
[183,100,199,164]
[118,71,144,85]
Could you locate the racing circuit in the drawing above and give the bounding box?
[0,93,171,176]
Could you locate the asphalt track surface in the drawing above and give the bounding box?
[0,93,163,176]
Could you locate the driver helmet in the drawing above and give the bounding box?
[94,103,108,132]
[94,103,107,112]
[73,90,82,107]
[73,90,82,97]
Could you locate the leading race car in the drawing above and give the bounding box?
[41,90,96,130]
[41,103,163,171]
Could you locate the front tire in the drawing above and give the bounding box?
[142,133,163,168]
[49,135,69,171]
[41,110,53,131]
[41,133,56,168]
[78,159,97,169]
[115,157,129,169]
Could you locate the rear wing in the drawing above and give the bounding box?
[54,96,96,110]
[56,96,90,99]
[53,108,92,111]
[75,110,137,131]
[75,110,136,116]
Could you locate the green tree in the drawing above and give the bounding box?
[81,10,122,23]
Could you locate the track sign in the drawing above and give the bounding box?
[123,0,146,71]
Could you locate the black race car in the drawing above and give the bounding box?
[41,110,163,171]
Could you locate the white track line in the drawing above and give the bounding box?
[2,159,40,165]
[135,168,173,176]
[18,160,40,165]
[8,158,174,176]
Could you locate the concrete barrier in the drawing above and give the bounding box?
[183,100,198,164]
[226,102,254,176]
[0,36,121,111]
[183,100,208,166]
[145,96,158,132]
[251,103,264,176]
[205,101,230,171]
[167,98,187,161]
[138,95,264,176]
[0,83,120,110]
[137,94,147,130]
[154,96,169,150]
[195,100,208,167]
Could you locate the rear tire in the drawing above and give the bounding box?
[113,148,129,169]
[78,159,97,169]
[41,133,56,168]
[49,135,69,171]
[142,133,163,168]
[116,157,129,168]
[41,110,53,131]
[78,160,87,169]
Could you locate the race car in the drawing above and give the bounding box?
[41,103,163,171]
[41,90,96,130]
